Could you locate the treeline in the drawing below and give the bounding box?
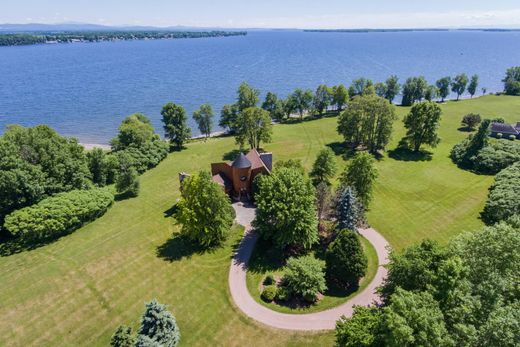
[0,30,247,46]
[0,113,168,245]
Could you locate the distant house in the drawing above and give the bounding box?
[210,149,272,200]
[490,122,520,139]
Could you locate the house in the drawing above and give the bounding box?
[490,122,520,139]
[210,149,272,200]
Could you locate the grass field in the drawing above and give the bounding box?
[1,95,519,346]
[245,236,378,314]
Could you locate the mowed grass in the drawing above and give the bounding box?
[0,95,519,346]
[245,236,378,314]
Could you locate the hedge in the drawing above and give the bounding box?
[4,188,114,241]
[114,140,169,174]
[481,162,520,225]
[473,140,520,174]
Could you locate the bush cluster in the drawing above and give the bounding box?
[282,255,327,302]
[261,285,277,302]
[4,188,114,241]
[481,162,520,224]
[473,140,520,174]
[114,140,169,174]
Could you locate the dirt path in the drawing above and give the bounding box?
[229,202,390,331]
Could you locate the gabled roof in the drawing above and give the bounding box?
[490,122,519,135]
[212,172,232,188]
[232,153,252,168]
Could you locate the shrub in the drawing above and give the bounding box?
[114,140,169,174]
[138,299,180,347]
[283,255,327,301]
[509,134,516,141]
[473,140,520,174]
[263,274,275,285]
[461,113,481,130]
[276,286,290,301]
[481,162,520,224]
[261,285,278,302]
[4,188,114,241]
[110,325,135,347]
[326,230,368,287]
[496,133,503,139]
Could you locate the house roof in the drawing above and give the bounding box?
[212,172,232,188]
[490,122,519,135]
[515,122,520,131]
[231,153,252,168]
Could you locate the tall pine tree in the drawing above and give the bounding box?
[336,186,362,231]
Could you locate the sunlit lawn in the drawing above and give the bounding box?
[0,95,518,346]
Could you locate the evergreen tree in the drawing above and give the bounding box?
[161,103,191,150]
[326,229,368,286]
[110,325,135,347]
[336,186,362,231]
[134,334,161,347]
[138,299,180,347]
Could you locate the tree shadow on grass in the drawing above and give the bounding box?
[246,237,286,274]
[114,191,138,201]
[222,149,241,161]
[156,234,207,262]
[0,233,66,257]
[457,126,474,132]
[326,142,357,160]
[388,147,433,162]
[163,205,179,218]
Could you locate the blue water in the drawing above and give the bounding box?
[1,30,520,144]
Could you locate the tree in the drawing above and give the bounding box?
[313,84,332,117]
[331,84,349,111]
[310,147,337,186]
[111,113,155,150]
[290,88,314,120]
[340,152,378,208]
[401,76,428,106]
[461,113,481,130]
[502,66,520,95]
[335,306,382,347]
[283,255,327,302]
[262,92,285,122]
[326,229,368,286]
[451,73,469,101]
[176,171,235,247]
[161,103,191,150]
[192,103,213,139]
[478,303,520,347]
[282,96,297,119]
[134,335,161,347]
[424,85,438,101]
[138,299,180,347]
[219,103,239,132]
[316,182,332,229]
[253,167,318,249]
[116,159,140,197]
[336,186,362,231]
[349,78,374,97]
[111,325,134,347]
[87,148,108,186]
[384,75,401,103]
[450,119,491,168]
[468,74,479,98]
[380,289,452,347]
[374,82,387,98]
[337,95,397,153]
[234,107,272,149]
[237,81,260,111]
[436,77,452,102]
[402,101,442,152]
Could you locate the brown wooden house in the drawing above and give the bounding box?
[210,149,272,200]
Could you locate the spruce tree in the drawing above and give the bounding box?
[336,186,362,231]
[110,325,135,347]
[138,299,180,347]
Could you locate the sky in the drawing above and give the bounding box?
[2,0,520,29]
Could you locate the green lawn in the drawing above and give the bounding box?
[246,236,378,314]
[0,95,519,346]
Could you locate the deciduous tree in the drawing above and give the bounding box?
[340,152,378,208]
[401,76,428,106]
[436,76,452,102]
[402,101,442,152]
[468,74,479,98]
[451,73,469,100]
[283,255,327,302]
[176,171,234,247]
[384,75,401,103]
[290,88,314,120]
[313,84,332,117]
[461,113,481,130]
[310,147,337,186]
[161,103,191,150]
[192,103,213,139]
[237,82,260,111]
[502,66,520,95]
[331,84,349,111]
[253,167,318,249]
[234,107,272,149]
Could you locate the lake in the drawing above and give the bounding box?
[1,30,520,144]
